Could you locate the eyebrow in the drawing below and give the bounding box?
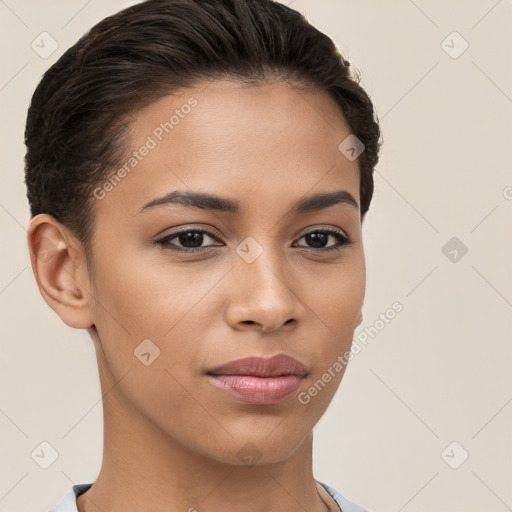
[138,189,359,215]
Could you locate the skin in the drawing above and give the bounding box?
[27,79,365,512]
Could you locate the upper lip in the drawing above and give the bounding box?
[207,354,308,377]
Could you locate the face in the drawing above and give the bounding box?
[85,79,365,465]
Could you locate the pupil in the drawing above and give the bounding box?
[307,232,327,248]
[180,232,203,248]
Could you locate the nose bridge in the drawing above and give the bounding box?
[235,233,291,299]
[227,233,299,329]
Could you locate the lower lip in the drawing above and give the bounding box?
[207,374,303,404]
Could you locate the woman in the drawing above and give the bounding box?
[25,0,381,510]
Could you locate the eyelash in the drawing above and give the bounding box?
[154,227,352,254]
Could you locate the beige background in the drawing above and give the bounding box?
[1,1,511,511]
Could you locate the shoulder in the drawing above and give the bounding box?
[316,480,372,512]
[48,483,93,512]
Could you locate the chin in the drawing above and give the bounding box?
[201,428,310,468]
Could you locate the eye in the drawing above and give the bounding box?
[155,228,222,253]
[154,227,352,254]
[294,228,351,252]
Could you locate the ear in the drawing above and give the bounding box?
[356,307,363,327]
[27,214,95,329]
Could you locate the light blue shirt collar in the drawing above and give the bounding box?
[49,480,370,512]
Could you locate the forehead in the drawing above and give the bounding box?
[94,79,361,218]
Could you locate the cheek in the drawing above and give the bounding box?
[294,261,364,415]
[88,250,219,436]
[91,242,224,338]
[305,251,365,345]
[88,245,232,394]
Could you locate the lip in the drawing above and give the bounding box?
[206,354,308,405]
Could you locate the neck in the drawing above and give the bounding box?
[76,340,335,512]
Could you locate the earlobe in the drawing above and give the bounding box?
[356,308,363,327]
[27,214,95,329]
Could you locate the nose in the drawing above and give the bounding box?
[224,244,304,333]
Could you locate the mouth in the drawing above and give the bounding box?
[206,354,308,405]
